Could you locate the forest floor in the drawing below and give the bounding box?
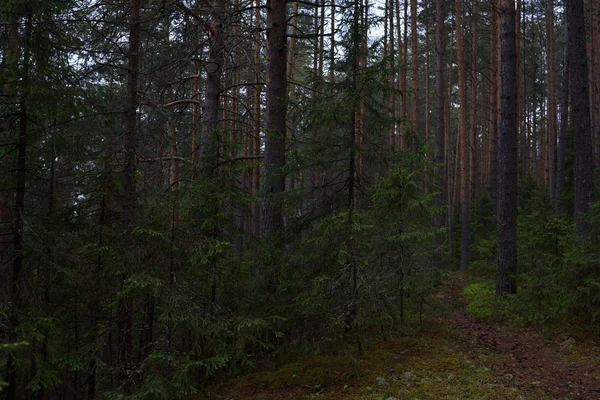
[200,273,600,399]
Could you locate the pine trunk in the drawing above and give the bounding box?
[119,0,140,389]
[455,0,469,270]
[261,0,287,234]
[567,0,595,234]
[432,0,446,283]
[497,0,518,295]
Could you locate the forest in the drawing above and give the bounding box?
[1,0,599,398]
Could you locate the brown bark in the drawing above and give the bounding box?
[432,0,446,283]
[395,0,404,147]
[567,0,595,234]
[516,0,521,179]
[357,4,367,180]
[253,0,261,236]
[410,0,419,131]
[455,0,469,269]
[556,12,569,213]
[199,1,226,176]
[425,23,431,194]
[592,0,600,170]
[192,59,200,178]
[286,0,298,195]
[489,0,500,205]
[261,0,287,234]
[6,11,31,400]
[497,0,518,295]
[482,76,489,192]
[388,0,397,146]
[402,0,409,122]
[469,0,479,204]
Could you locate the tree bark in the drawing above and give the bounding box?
[555,12,569,213]
[425,22,431,194]
[469,0,479,205]
[261,0,287,235]
[119,0,140,389]
[567,0,595,234]
[7,11,31,400]
[455,0,469,270]
[489,0,500,206]
[253,0,262,236]
[199,1,226,177]
[432,0,446,284]
[410,0,419,132]
[496,0,518,296]
[545,0,557,199]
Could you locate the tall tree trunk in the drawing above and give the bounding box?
[593,0,600,171]
[286,0,298,196]
[455,0,469,270]
[555,13,569,213]
[388,0,397,146]
[192,58,200,179]
[344,0,363,352]
[432,0,446,284]
[199,1,226,177]
[7,11,31,400]
[410,0,419,132]
[425,22,431,193]
[119,0,140,390]
[489,0,500,206]
[469,0,479,204]
[261,0,287,234]
[567,0,595,234]
[402,0,409,124]
[496,0,518,295]
[3,13,18,400]
[253,0,262,236]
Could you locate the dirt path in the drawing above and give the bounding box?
[444,276,600,400]
[203,275,600,399]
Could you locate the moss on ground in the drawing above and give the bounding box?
[196,273,595,399]
[199,323,545,399]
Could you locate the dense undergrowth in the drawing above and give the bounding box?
[198,174,600,399]
[3,148,599,398]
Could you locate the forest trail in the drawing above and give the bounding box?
[202,274,600,400]
[443,276,600,400]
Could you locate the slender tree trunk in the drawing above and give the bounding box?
[3,13,19,400]
[497,0,518,296]
[7,11,31,400]
[469,0,479,204]
[357,3,368,181]
[489,0,500,206]
[593,0,600,170]
[410,0,419,132]
[192,59,200,179]
[455,0,469,270]
[556,13,569,213]
[261,0,287,234]
[425,23,431,193]
[119,0,140,390]
[515,0,524,183]
[394,0,402,147]
[345,0,363,352]
[567,0,595,234]
[253,0,262,236]
[286,0,298,202]
[199,1,226,177]
[388,0,397,146]
[432,0,446,284]
[402,0,409,124]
